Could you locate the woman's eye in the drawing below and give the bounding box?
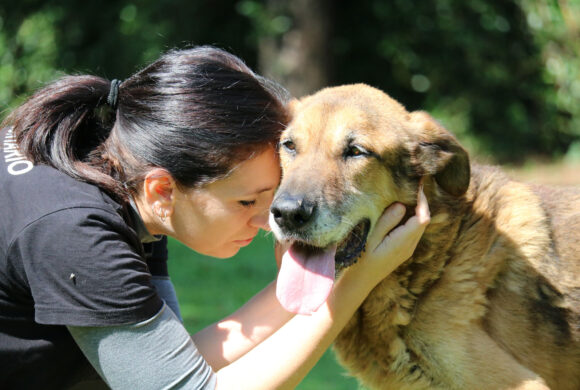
[345,144,368,158]
[239,200,256,207]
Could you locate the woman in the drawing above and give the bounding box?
[0,46,429,389]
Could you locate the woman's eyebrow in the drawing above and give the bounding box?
[240,185,277,196]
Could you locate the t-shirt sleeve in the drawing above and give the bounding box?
[9,206,163,326]
[68,304,216,390]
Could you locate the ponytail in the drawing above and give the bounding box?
[2,75,127,200]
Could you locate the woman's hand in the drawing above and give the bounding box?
[347,184,430,287]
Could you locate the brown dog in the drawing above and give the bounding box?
[270,84,580,389]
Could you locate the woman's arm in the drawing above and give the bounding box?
[192,280,294,370]
[68,305,216,390]
[191,233,293,369]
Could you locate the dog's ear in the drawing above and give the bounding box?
[408,111,470,197]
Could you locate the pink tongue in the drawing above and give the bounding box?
[276,243,337,315]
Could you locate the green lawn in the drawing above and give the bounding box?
[167,231,361,389]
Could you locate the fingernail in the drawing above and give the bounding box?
[394,203,405,216]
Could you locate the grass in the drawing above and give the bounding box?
[168,231,361,389]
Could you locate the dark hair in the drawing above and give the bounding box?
[2,46,290,201]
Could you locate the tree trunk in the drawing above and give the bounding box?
[258,0,332,98]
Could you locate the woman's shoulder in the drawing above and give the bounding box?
[7,165,118,211]
[1,153,126,247]
[2,126,119,210]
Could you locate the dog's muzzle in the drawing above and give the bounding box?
[270,193,371,270]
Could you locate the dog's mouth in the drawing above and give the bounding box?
[275,219,371,315]
[335,219,371,270]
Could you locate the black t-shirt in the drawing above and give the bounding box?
[0,127,166,389]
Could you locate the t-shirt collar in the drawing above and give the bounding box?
[127,197,163,243]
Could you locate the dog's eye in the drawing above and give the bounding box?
[345,144,368,158]
[281,139,296,153]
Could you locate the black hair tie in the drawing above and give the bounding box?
[107,79,122,109]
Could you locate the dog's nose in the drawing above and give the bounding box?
[271,195,316,231]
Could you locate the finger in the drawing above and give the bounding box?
[383,187,429,247]
[380,212,428,252]
[371,227,419,265]
[384,217,422,245]
[366,202,406,250]
[415,182,430,225]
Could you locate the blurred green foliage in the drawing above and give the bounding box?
[0,0,256,113]
[1,0,579,162]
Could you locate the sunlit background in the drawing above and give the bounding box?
[1,1,578,388]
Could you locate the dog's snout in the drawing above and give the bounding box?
[271,194,316,231]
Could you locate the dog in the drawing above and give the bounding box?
[270,84,580,389]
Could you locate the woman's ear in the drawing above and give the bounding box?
[408,111,471,197]
[142,168,176,217]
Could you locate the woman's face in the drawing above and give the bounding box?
[172,147,281,258]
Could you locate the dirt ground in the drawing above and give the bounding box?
[503,161,580,187]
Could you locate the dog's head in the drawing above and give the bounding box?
[271,84,470,314]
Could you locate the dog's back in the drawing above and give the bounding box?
[482,175,580,389]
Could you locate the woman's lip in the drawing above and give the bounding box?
[234,237,254,246]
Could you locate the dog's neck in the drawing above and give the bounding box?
[355,166,512,327]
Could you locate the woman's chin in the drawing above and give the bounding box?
[205,245,241,259]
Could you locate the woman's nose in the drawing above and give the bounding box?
[250,207,270,230]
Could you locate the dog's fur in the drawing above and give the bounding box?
[272,84,580,389]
